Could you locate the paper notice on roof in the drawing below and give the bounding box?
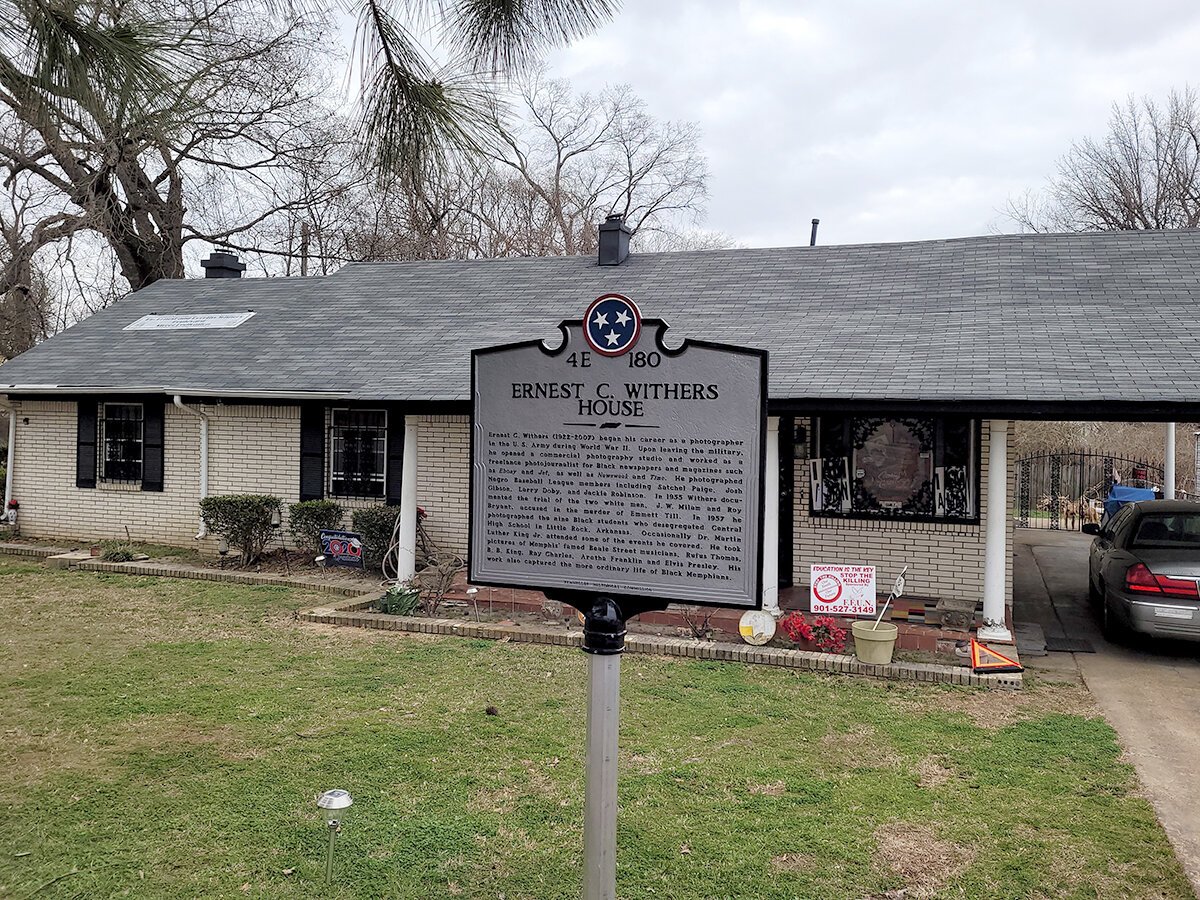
[124,312,255,331]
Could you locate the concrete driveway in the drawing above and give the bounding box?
[1016,529,1200,895]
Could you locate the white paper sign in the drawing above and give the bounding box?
[124,311,256,331]
[810,564,877,615]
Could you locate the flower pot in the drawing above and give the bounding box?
[851,621,899,665]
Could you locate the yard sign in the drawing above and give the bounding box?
[810,564,877,615]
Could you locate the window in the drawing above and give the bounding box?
[330,409,386,498]
[99,403,144,483]
[1131,513,1200,549]
[810,416,978,521]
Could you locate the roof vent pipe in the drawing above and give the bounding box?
[201,249,246,279]
[597,214,632,266]
[810,219,820,247]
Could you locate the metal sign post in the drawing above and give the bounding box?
[470,295,767,896]
[581,597,624,900]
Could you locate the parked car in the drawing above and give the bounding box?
[1084,500,1200,642]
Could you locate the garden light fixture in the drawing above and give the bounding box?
[316,789,353,883]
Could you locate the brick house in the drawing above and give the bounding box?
[5,227,1200,642]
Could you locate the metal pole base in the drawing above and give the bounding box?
[325,823,337,883]
[582,597,624,900]
[584,651,620,900]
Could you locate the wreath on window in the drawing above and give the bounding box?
[850,417,935,517]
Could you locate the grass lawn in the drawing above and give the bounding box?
[0,557,1190,899]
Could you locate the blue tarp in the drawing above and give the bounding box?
[1104,485,1157,520]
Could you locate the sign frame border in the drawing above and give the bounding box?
[467,316,768,611]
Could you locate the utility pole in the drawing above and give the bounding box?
[300,221,310,277]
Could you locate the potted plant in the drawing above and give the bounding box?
[851,567,908,665]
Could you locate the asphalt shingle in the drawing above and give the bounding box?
[1,229,1198,406]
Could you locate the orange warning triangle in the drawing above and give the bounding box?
[970,639,1023,673]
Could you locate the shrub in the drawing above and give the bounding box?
[351,504,402,569]
[100,541,136,562]
[379,581,421,616]
[288,500,345,552]
[200,494,281,565]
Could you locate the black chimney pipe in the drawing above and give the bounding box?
[810,219,820,247]
[598,214,632,266]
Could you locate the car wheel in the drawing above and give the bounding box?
[1088,577,1101,606]
[1100,594,1123,646]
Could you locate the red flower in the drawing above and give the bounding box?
[779,611,846,653]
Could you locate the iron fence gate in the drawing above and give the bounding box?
[1014,453,1162,530]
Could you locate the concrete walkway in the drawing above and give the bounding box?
[1015,529,1200,896]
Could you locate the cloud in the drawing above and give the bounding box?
[543,0,1200,247]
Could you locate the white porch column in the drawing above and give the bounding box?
[396,416,420,581]
[1164,422,1176,499]
[762,417,781,618]
[978,419,1013,644]
[2,402,14,513]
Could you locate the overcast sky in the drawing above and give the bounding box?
[537,0,1200,249]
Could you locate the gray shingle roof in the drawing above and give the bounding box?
[2,229,1198,408]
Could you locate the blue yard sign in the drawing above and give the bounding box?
[320,530,365,569]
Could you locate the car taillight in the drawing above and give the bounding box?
[1125,563,1200,599]
[1125,564,1160,593]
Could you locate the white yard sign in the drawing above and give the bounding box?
[810,564,877,615]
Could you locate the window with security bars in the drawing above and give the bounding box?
[330,409,386,498]
[809,416,978,521]
[100,403,144,483]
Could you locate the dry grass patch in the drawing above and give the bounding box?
[874,822,976,898]
[770,852,815,874]
[892,678,1099,729]
[820,723,903,769]
[916,755,956,789]
[748,779,787,796]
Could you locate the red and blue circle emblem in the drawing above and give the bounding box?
[584,293,642,357]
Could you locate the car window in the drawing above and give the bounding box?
[1130,513,1200,549]
[1106,505,1135,539]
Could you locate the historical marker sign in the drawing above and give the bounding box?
[469,298,767,608]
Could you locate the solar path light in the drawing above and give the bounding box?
[316,789,353,883]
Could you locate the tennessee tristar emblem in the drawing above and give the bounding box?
[584,293,641,356]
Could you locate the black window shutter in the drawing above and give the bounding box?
[385,408,405,506]
[141,397,165,492]
[299,402,325,501]
[76,400,98,489]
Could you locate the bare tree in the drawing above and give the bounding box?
[0,123,55,359]
[483,74,711,254]
[268,75,724,271]
[1009,87,1200,232]
[0,2,354,301]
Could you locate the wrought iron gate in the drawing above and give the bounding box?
[1014,453,1162,530]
